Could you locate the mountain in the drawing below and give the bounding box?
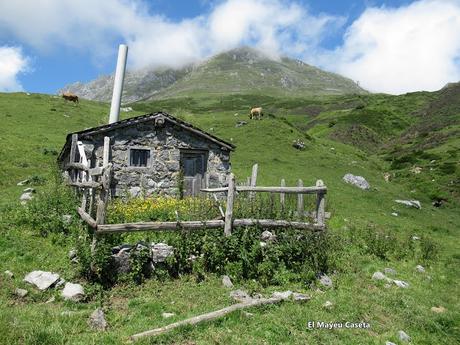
[61,47,366,102]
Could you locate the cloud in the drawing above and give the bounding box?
[0,0,342,69]
[0,46,30,91]
[328,0,460,94]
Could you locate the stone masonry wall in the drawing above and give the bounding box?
[81,118,231,197]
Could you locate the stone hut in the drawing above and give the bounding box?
[57,112,235,197]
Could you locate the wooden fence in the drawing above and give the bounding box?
[66,136,328,239]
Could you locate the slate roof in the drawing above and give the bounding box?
[58,111,235,161]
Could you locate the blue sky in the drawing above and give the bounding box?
[0,0,459,94]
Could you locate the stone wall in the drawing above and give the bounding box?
[80,118,231,197]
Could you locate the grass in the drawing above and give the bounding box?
[0,89,459,344]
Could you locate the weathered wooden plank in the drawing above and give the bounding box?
[315,179,326,226]
[77,207,97,229]
[201,186,327,194]
[65,162,89,171]
[96,218,324,234]
[280,179,286,207]
[130,295,290,341]
[68,181,101,188]
[69,134,78,164]
[249,163,258,200]
[297,179,304,216]
[224,173,235,237]
[103,136,110,167]
[212,193,225,219]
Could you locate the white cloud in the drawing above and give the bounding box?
[0,46,30,91]
[1,0,459,93]
[328,0,460,94]
[0,0,341,69]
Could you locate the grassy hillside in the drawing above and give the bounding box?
[0,90,458,344]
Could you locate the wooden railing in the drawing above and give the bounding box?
[67,136,328,239]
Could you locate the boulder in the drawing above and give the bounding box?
[222,275,234,288]
[151,243,174,263]
[230,289,251,303]
[24,271,60,290]
[395,199,421,209]
[416,265,425,273]
[61,282,85,302]
[272,291,293,300]
[111,250,131,274]
[260,230,276,242]
[318,274,333,288]
[15,288,28,298]
[88,308,108,331]
[398,330,411,342]
[393,280,409,288]
[342,174,370,190]
[20,192,34,204]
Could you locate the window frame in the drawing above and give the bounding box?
[128,147,152,168]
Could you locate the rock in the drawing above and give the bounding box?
[24,271,60,290]
[151,243,174,263]
[235,121,247,127]
[23,187,35,193]
[431,306,446,313]
[62,215,72,225]
[259,241,267,248]
[120,106,133,112]
[393,280,409,288]
[260,230,276,242]
[272,291,293,300]
[292,139,305,150]
[323,300,333,309]
[394,199,421,209]
[15,288,28,298]
[412,236,420,241]
[342,173,370,190]
[68,249,77,260]
[386,342,397,345]
[230,289,251,303]
[129,186,141,197]
[410,166,422,174]
[162,312,175,319]
[89,308,108,331]
[17,179,29,186]
[20,192,34,204]
[391,212,398,217]
[398,330,411,342]
[61,283,85,302]
[112,244,132,254]
[383,172,391,182]
[111,250,131,274]
[4,270,13,278]
[319,274,333,288]
[416,265,425,273]
[292,292,310,302]
[372,271,387,281]
[384,268,397,276]
[222,275,234,288]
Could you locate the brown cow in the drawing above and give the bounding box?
[62,92,79,103]
[249,107,263,120]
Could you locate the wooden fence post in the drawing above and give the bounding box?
[224,173,235,237]
[297,179,304,216]
[315,179,325,226]
[280,179,286,207]
[249,163,258,200]
[69,134,78,182]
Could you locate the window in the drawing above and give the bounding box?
[130,149,150,167]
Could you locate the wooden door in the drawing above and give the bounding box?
[180,151,207,197]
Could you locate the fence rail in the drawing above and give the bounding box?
[66,136,328,240]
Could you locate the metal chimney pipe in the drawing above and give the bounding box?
[109,44,128,124]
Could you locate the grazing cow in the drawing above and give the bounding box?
[62,92,79,103]
[249,107,263,120]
